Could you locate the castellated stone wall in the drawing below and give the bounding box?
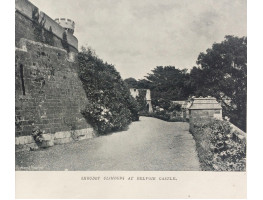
[15,39,92,142]
[15,0,78,52]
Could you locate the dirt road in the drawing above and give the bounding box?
[16,117,200,171]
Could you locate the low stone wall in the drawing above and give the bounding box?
[229,123,246,144]
[15,128,95,152]
[15,135,38,151]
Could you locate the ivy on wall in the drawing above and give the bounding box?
[62,31,70,52]
[44,27,55,46]
[31,7,55,47]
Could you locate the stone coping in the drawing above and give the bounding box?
[229,123,246,144]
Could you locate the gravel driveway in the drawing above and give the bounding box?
[16,117,200,171]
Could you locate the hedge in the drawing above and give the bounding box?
[190,118,246,171]
[78,47,139,135]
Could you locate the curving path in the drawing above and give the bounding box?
[16,117,201,171]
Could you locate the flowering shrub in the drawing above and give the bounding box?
[32,126,44,144]
[190,118,246,171]
[141,101,185,122]
[78,47,139,135]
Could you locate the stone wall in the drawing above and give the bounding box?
[189,109,220,119]
[15,128,94,152]
[15,0,78,52]
[188,97,222,121]
[229,122,246,144]
[15,39,91,138]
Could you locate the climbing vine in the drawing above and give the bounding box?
[32,7,55,46]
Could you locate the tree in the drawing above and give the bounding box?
[137,79,152,89]
[62,31,69,52]
[193,35,247,131]
[43,26,54,46]
[124,77,138,88]
[188,66,206,96]
[144,66,191,103]
[32,7,46,43]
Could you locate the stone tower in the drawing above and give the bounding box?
[55,18,75,34]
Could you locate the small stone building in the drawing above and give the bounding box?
[188,97,222,120]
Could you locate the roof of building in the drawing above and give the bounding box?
[188,97,222,110]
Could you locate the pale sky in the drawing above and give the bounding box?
[30,0,247,80]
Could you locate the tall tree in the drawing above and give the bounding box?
[62,31,69,52]
[194,35,247,131]
[32,7,46,43]
[124,77,138,88]
[145,66,191,101]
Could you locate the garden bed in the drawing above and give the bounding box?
[189,118,246,171]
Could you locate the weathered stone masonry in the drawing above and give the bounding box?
[16,39,88,135]
[15,0,94,151]
[15,0,78,52]
[15,39,94,151]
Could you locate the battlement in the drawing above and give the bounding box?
[15,0,78,51]
[55,18,75,34]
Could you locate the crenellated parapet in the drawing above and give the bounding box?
[55,18,75,34]
[15,0,78,52]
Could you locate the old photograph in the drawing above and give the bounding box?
[14,0,247,198]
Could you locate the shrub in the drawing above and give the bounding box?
[78,47,139,135]
[140,100,185,122]
[190,118,246,171]
[141,110,185,122]
[31,126,44,145]
[168,103,182,112]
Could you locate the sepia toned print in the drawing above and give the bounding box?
[15,0,246,198]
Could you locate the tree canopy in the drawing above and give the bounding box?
[125,66,191,110]
[124,35,247,131]
[193,35,247,131]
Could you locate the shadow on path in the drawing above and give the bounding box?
[16,117,201,171]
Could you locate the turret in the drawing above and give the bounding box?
[55,18,75,34]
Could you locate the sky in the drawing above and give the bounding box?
[30,0,247,80]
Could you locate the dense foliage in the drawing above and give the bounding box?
[32,7,55,47]
[141,102,185,122]
[124,35,247,131]
[78,47,139,135]
[62,31,70,52]
[194,36,247,131]
[124,66,191,108]
[190,118,246,171]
